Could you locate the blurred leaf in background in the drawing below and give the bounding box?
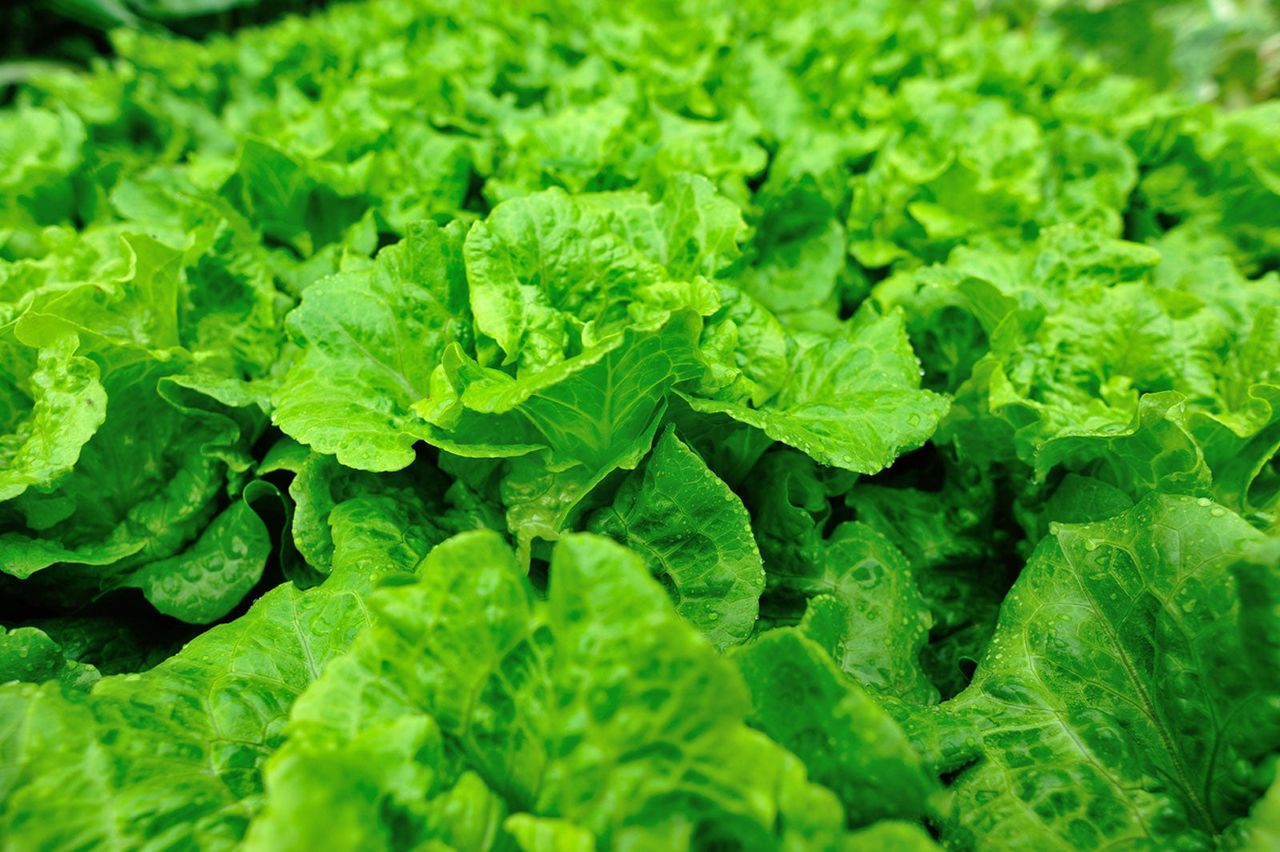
[992,0,1280,105]
[1,0,325,89]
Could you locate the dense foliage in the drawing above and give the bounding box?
[999,0,1279,105]
[0,0,328,72]
[1,0,1278,849]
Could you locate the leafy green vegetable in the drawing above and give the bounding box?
[0,484,444,847]
[688,306,949,474]
[904,496,1276,849]
[253,530,852,849]
[272,221,471,472]
[0,0,1276,848]
[733,627,936,826]
[587,427,764,649]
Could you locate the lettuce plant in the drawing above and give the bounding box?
[0,0,1277,849]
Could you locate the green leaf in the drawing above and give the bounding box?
[425,319,705,549]
[739,128,858,322]
[1232,536,1280,692]
[497,441,651,558]
[8,612,189,677]
[847,82,1050,265]
[1234,774,1280,852]
[463,178,736,370]
[0,490,443,849]
[688,306,949,473]
[0,105,85,250]
[762,521,936,704]
[843,821,942,851]
[246,717,509,852]
[587,427,764,648]
[697,282,791,407]
[0,358,242,585]
[0,327,105,502]
[903,495,1276,849]
[0,627,99,690]
[449,321,702,469]
[220,138,368,257]
[917,227,1279,514]
[504,814,594,852]
[734,628,936,826]
[122,495,271,624]
[269,530,850,846]
[272,221,470,472]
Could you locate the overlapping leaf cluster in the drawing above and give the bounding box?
[1,0,1278,849]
